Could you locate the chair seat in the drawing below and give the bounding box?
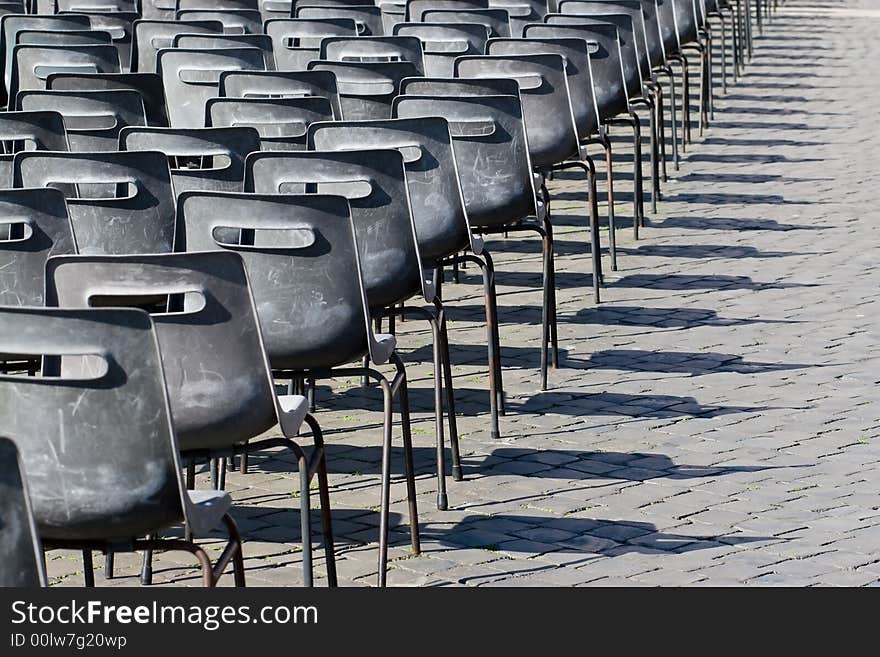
[184,489,233,538]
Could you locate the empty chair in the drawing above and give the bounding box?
[207,96,334,150]
[454,53,604,303]
[377,0,405,34]
[130,19,224,74]
[0,188,75,308]
[393,23,488,78]
[13,150,175,255]
[220,69,343,122]
[176,9,264,34]
[9,44,120,109]
[527,21,648,233]
[671,0,712,130]
[120,126,261,196]
[47,71,169,127]
[1,14,92,107]
[0,305,245,588]
[309,117,495,491]
[0,437,46,587]
[393,93,553,415]
[173,33,276,70]
[264,17,358,72]
[653,0,697,147]
[489,0,548,37]
[45,250,336,587]
[71,12,137,73]
[17,90,145,151]
[308,60,418,120]
[0,111,68,185]
[320,35,425,75]
[422,8,512,37]
[158,47,266,128]
[295,5,384,37]
[176,191,417,587]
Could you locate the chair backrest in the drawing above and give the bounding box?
[17,89,146,152]
[173,33,276,70]
[1,14,92,101]
[0,188,75,307]
[0,437,46,587]
[71,11,138,73]
[175,9,264,34]
[671,0,700,45]
[258,0,295,21]
[527,21,628,119]
[307,59,417,120]
[176,0,259,11]
[549,11,642,99]
[487,36,600,141]
[264,17,358,72]
[120,126,261,196]
[320,35,425,75]
[45,250,279,453]
[220,69,343,121]
[47,71,169,127]
[141,0,177,20]
[392,22,488,78]
[131,19,223,74]
[309,117,477,265]
[489,0,548,37]
[423,8,511,37]
[0,110,68,185]
[9,44,120,108]
[295,5,384,37]
[13,150,175,255]
[377,0,405,35]
[246,148,427,309]
[207,96,334,150]
[176,191,385,370]
[654,0,679,53]
[405,0,486,22]
[399,75,520,97]
[455,53,578,169]
[638,0,667,67]
[55,0,135,9]
[0,306,185,542]
[15,29,112,47]
[558,0,652,81]
[158,47,266,128]
[393,94,537,229]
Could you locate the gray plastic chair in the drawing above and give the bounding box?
[0,188,75,308]
[0,110,68,185]
[69,11,137,73]
[1,14,92,107]
[45,250,336,587]
[393,93,554,417]
[490,0,548,37]
[0,437,46,587]
[0,305,245,587]
[47,71,170,127]
[17,89,146,151]
[130,19,224,74]
[120,125,261,197]
[392,23,489,78]
[309,117,496,492]
[307,60,418,120]
[264,17,358,72]
[173,33,276,70]
[13,150,175,255]
[158,47,266,128]
[220,69,344,122]
[295,6,384,37]
[9,44,120,109]
[176,191,418,587]
[454,53,604,303]
[319,35,425,75]
[207,96,334,150]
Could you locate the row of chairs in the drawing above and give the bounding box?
[1,0,782,589]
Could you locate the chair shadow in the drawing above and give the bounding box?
[608,273,816,291]
[567,349,814,376]
[653,214,825,232]
[616,243,813,258]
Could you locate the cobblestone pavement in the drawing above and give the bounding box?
[49,0,880,586]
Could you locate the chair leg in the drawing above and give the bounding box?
[82,550,94,587]
[426,309,448,510]
[105,551,114,580]
[649,97,660,211]
[297,448,313,587]
[140,536,153,585]
[434,298,462,482]
[655,83,669,181]
[390,354,420,556]
[477,251,503,436]
[303,414,336,587]
[563,158,603,304]
[221,514,246,587]
[660,66,681,170]
[600,134,619,263]
[377,373,394,587]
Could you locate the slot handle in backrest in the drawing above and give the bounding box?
[33,64,99,80]
[179,67,233,85]
[335,79,394,96]
[276,179,373,199]
[447,119,497,138]
[422,39,470,55]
